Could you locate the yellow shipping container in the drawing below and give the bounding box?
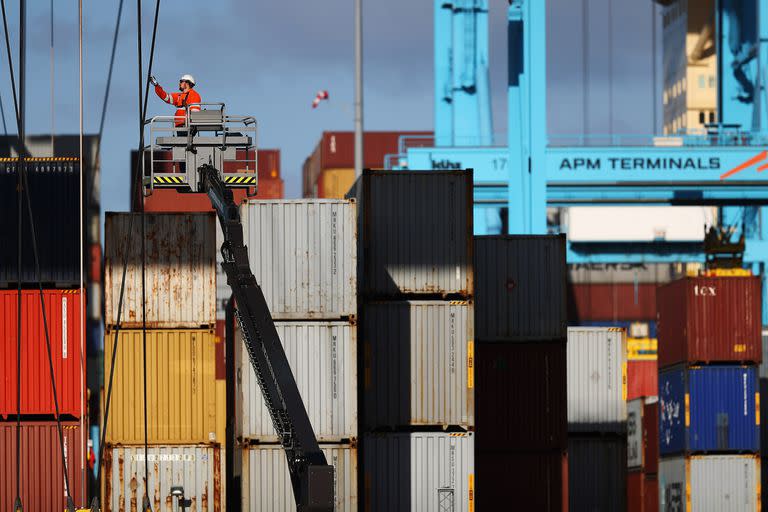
[104,329,224,444]
[319,168,356,199]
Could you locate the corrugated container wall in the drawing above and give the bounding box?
[659,455,760,511]
[568,436,626,512]
[657,277,762,367]
[628,360,658,401]
[363,301,474,429]
[567,327,627,432]
[242,444,357,511]
[104,329,224,444]
[240,200,357,319]
[0,290,84,418]
[103,445,223,512]
[476,449,567,512]
[363,433,475,512]
[0,422,84,512]
[659,365,759,454]
[357,170,473,298]
[474,236,567,341]
[238,321,357,442]
[476,342,566,451]
[104,213,216,328]
[302,131,432,197]
[568,283,658,321]
[567,263,678,284]
[628,397,658,472]
[628,472,659,512]
[0,159,81,287]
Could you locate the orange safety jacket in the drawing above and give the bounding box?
[155,85,201,127]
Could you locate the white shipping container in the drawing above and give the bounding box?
[627,398,643,469]
[103,445,224,512]
[237,321,357,442]
[104,212,217,328]
[364,432,475,512]
[355,170,473,298]
[567,206,715,242]
[364,301,474,428]
[241,444,357,511]
[240,199,357,319]
[659,455,760,511]
[474,236,567,341]
[567,327,627,432]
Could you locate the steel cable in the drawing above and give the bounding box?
[1,0,75,509]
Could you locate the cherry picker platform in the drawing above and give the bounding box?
[143,104,334,512]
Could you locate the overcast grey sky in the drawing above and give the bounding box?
[0,0,659,211]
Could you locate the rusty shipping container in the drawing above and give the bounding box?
[355,170,473,298]
[476,341,567,451]
[568,283,658,321]
[0,289,85,418]
[240,199,357,319]
[567,327,627,433]
[363,432,475,512]
[103,445,223,512]
[657,277,762,367]
[241,444,357,511]
[474,236,567,341]
[476,449,567,512]
[628,472,659,512]
[104,212,216,328]
[0,159,82,287]
[363,301,474,429]
[0,421,85,511]
[104,329,225,444]
[237,321,357,442]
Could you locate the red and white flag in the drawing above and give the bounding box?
[312,90,329,109]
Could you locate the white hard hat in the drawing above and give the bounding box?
[180,74,196,86]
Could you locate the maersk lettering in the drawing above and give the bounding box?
[559,157,721,171]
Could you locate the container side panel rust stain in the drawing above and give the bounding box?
[104,212,217,328]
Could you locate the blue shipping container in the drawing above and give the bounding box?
[659,365,759,455]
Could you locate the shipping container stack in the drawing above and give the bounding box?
[656,275,762,511]
[627,397,659,512]
[102,212,226,510]
[0,157,89,510]
[473,235,568,511]
[353,170,475,512]
[301,131,433,198]
[234,199,359,511]
[567,326,628,510]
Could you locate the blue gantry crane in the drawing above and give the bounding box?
[389,0,768,322]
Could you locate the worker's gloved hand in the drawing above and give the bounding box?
[149,75,158,86]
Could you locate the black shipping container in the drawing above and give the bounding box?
[0,159,81,287]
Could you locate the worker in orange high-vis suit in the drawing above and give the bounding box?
[150,73,201,128]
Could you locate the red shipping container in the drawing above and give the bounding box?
[0,290,85,418]
[644,474,658,512]
[89,243,101,283]
[568,283,657,321]
[657,277,761,367]
[0,421,85,510]
[476,341,567,451]
[476,449,567,512]
[222,148,281,180]
[302,131,432,196]
[627,360,658,401]
[627,471,644,512]
[643,401,659,474]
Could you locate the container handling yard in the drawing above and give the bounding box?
[4,0,768,510]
